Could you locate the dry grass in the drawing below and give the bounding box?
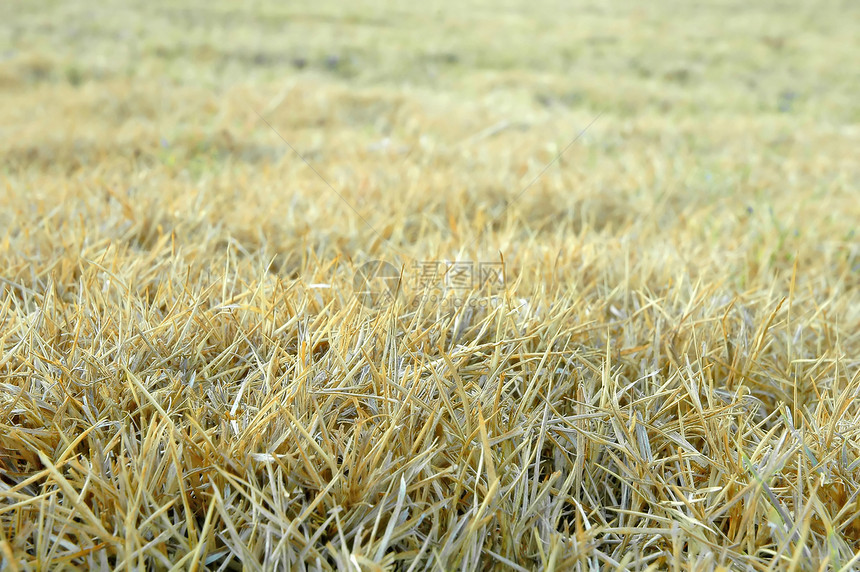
[1,0,859,569]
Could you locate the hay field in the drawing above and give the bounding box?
[1,0,859,569]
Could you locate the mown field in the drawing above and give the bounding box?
[1,0,859,569]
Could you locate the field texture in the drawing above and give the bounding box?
[1,0,859,569]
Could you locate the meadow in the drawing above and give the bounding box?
[1,0,859,569]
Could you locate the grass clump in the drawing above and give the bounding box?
[0,0,858,569]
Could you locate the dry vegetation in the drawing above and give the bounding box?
[1,0,859,570]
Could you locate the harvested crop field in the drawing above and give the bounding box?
[1,0,859,570]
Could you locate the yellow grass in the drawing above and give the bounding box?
[1,0,858,569]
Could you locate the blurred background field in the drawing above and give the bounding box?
[1,0,857,270]
[1,0,858,569]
